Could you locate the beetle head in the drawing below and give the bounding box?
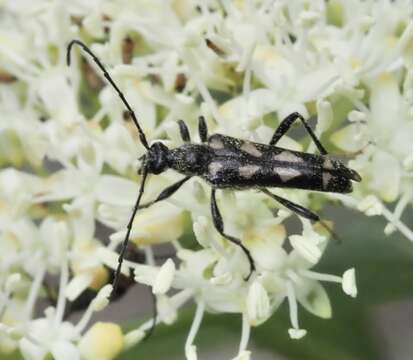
[139,142,169,175]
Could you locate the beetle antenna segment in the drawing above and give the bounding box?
[66,40,150,149]
[111,169,149,299]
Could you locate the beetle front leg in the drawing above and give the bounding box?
[138,176,192,209]
[210,189,255,280]
[270,112,328,155]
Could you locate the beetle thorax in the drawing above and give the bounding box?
[167,144,212,176]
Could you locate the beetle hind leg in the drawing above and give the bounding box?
[261,188,342,243]
[270,112,328,155]
[261,188,320,221]
[210,189,255,280]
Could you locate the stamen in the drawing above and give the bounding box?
[299,269,342,283]
[54,258,69,327]
[185,300,205,358]
[384,190,411,235]
[377,201,411,241]
[145,246,156,266]
[138,289,194,333]
[75,285,112,334]
[238,312,251,354]
[286,280,299,330]
[24,263,46,321]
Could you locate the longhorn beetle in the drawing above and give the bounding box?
[67,39,361,300]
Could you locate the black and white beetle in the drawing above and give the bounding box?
[67,40,361,296]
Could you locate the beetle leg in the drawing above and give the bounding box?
[269,112,328,155]
[261,188,320,221]
[210,189,256,280]
[138,176,192,209]
[178,119,191,142]
[261,189,343,243]
[198,115,208,142]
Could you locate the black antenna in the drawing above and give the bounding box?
[111,169,149,298]
[67,40,150,150]
[67,39,158,336]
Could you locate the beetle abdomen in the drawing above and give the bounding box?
[204,152,357,194]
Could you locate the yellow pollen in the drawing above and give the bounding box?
[350,57,362,70]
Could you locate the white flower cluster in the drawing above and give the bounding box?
[0,0,412,359]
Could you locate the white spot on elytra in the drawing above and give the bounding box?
[273,151,303,163]
[323,172,333,189]
[209,137,224,149]
[275,167,301,182]
[209,162,223,176]
[241,142,262,157]
[323,158,334,170]
[239,165,260,179]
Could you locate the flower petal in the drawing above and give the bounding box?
[79,322,124,360]
[153,259,176,295]
[342,268,357,298]
[296,281,332,319]
[246,281,270,326]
